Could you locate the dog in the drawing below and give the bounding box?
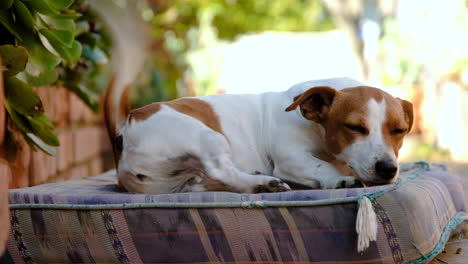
[104,77,413,194]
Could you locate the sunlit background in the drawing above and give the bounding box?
[128,0,468,166]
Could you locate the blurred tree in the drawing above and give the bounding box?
[143,0,334,102]
[323,0,398,81]
[211,0,334,39]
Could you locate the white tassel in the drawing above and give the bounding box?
[356,196,378,253]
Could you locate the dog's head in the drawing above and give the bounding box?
[286,86,413,186]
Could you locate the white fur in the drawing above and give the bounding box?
[118,77,398,193]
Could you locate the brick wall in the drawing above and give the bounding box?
[1,84,113,189]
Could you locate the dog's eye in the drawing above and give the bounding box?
[136,174,148,181]
[344,124,368,134]
[391,128,406,135]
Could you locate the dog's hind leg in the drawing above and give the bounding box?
[189,130,291,193]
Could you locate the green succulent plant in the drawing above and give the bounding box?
[0,0,111,155]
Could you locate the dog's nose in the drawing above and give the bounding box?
[375,160,398,180]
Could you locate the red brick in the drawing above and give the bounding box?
[69,89,103,125]
[56,130,74,172]
[35,86,68,128]
[0,158,10,255]
[29,150,47,186]
[35,87,51,114]
[83,106,96,124]
[46,174,66,183]
[0,158,11,179]
[0,61,5,145]
[52,86,70,128]
[69,92,78,122]
[98,126,112,152]
[45,151,57,179]
[69,92,85,123]
[96,98,106,122]
[7,128,31,188]
[29,148,57,185]
[67,163,90,180]
[73,126,102,163]
[89,158,103,176]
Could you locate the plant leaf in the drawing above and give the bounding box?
[51,39,81,66]
[74,20,90,36]
[52,11,82,19]
[5,90,58,155]
[4,76,44,117]
[4,100,32,133]
[20,68,58,86]
[27,0,58,15]
[67,83,99,113]
[48,0,75,10]
[27,113,59,146]
[82,45,107,64]
[0,0,13,10]
[68,40,82,66]
[76,33,97,48]
[25,133,57,155]
[0,10,22,40]
[40,28,73,47]
[19,27,61,70]
[39,14,75,31]
[0,45,28,76]
[13,0,34,29]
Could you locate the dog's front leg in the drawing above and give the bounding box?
[202,158,291,193]
[272,152,362,189]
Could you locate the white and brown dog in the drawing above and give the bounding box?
[104,77,413,194]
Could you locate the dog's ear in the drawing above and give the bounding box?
[285,86,337,123]
[398,98,414,133]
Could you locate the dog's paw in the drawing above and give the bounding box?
[336,176,363,189]
[253,179,292,193]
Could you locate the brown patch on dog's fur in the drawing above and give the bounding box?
[314,150,335,163]
[314,149,356,176]
[129,98,223,135]
[166,99,223,134]
[382,98,413,156]
[128,103,161,123]
[331,159,356,176]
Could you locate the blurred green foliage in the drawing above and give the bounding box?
[152,0,333,40]
[143,0,334,102]
[411,141,451,161]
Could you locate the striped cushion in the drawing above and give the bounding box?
[2,162,467,263]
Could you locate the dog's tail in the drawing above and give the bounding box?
[89,1,149,168]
